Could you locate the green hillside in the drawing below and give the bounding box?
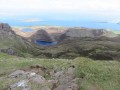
[0,53,120,90]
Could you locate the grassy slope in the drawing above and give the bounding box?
[0,34,45,57]
[43,38,120,60]
[0,53,120,90]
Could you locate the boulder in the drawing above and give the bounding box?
[0,48,16,55]
[29,75,46,84]
[8,80,30,90]
[8,70,38,79]
[53,71,64,78]
[47,80,58,89]
[40,86,51,90]
[66,65,76,77]
[8,70,25,78]
[54,82,79,90]
[24,72,36,78]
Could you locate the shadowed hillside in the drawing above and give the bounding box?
[0,23,44,57]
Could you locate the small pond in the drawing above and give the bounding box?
[35,40,57,46]
[22,28,33,32]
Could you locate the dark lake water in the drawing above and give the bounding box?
[35,40,57,46]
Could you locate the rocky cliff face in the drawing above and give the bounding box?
[0,23,16,39]
[0,23,39,56]
[0,23,13,32]
[59,28,118,41]
[0,24,119,60]
[13,26,118,42]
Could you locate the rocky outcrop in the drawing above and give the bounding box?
[30,29,55,42]
[13,26,118,42]
[7,65,80,90]
[0,48,16,55]
[0,23,17,54]
[59,28,118,41]
[0,24,119,60]
[0,23,12,32]
[0,23,39,57]
[0,23,16,37]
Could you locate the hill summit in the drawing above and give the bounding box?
[0,23,16,38]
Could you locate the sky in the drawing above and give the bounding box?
[0,0,120,26]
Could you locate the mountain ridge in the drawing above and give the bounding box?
[0,23,120,60]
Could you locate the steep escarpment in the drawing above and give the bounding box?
[59,28,118,41]
[0,23,40,57]
[1,24,120,60]
[0,23,16,39]
[11,26,120,60]
[13,26,118,42]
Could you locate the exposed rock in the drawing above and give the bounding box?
[40,86,51,90]
[47,80,58,89]
[53,65,80,90]
[0,23,38,57]
[0,48,16,55]
[0,23,13,32]
[24,72,36,78]
[29,75,46,84]
[60,28,118,41]
[66,66,76,77]
[8,80,30,90]
[8,70,25,78]
[49,70,56,76]
[30,64,47,71]
[8,70,38,79]
[54,81,79,90]
[23,87,31,90]
[27,64,48,76]
[7,64,80,90]
[53,71,64,78]
[12,26,67,40]
[13,26,118,42]
[0,23,16,37]
[54,85,67,90]
[54,82,79,90]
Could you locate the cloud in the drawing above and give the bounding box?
[0,0,120,18]
[21,19,42,23]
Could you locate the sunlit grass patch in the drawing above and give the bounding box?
[0,56,120,90]
[74,57,120,90]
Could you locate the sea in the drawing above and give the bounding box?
[0,18,120,31]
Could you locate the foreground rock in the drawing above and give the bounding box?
[8,80,30,90]
[53,65,80,90]
[7,65,80,90]
[29,74,46,84]
[8,70,25,78]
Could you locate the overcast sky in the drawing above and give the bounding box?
[0,0,120,21]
